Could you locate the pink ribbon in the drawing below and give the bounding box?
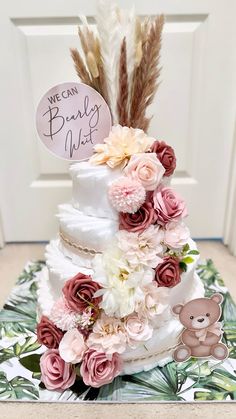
[195,322,222,341]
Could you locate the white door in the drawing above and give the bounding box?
[0,0,236,241]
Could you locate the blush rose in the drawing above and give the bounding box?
[62,273,101,313]
[150,140,176,177]
[119,202,157,233]
[124,153,165,191]
[155,256,181,288]
[153,186,187,226]
[40,349,76,391]
[80,349,123,388]
[37,315,64,349]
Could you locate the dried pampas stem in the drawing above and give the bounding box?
[117,38,129,126]
[71,14,109,108]
[70,48,92,86]
[129,15,164,132]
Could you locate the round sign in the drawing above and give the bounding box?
[36,82,112,161]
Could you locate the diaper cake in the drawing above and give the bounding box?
[36,2,204,391]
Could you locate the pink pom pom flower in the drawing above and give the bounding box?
[108,176,146,214]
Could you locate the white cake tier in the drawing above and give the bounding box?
[70,162,121,220]
[38,238,205,373]
[57,203,118,254]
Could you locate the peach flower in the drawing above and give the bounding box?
[124,153,165,191]
[59,329,87,364]
[116,226,163,268]
[89,125,154,168]
[124,313,153,348]
[136,282,170,319]
[87,313,127,355]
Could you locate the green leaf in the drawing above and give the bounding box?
[182,256,194,264]
[19,354,41,373]
[192,368,236,395]
[187,250,199,255]
[120,362,185,401]
[194,390,231,401]
[179,261,187,272]
[0,371,39,400]
[182,243,190,253]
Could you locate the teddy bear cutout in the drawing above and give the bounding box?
[172,293,229,362]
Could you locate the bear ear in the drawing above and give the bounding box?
[210,293,223,305]
[172,304,184,315]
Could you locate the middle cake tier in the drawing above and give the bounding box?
[57,203,119,259]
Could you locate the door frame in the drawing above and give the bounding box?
[224,117,236,255]
[0,210,5,248]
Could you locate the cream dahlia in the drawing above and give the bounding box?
[92,247,154,318]
[89,125,154,168]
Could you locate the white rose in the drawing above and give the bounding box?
[164,221,190,249]
[124,314,153,348]
[59,329,87,364]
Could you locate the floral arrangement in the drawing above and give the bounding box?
[36,126,199,390]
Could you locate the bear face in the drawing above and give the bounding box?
[172,293,223,331]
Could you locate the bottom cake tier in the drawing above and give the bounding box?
[37,239,205,375]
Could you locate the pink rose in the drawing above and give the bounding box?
[37,316,64,349]
[150,140,176,177]
[59,329,87,364]
[80,349,123,388]
[63,273,101,313]
[164,221,190,249]
[124,314,153,348]
[119,202,157,233]
[155,256,181,287]
[40,349,76,391]
[153,186,187,226]
[124,153,165,191]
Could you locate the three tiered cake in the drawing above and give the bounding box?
[36,4,205,390]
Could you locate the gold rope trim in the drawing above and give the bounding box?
[124,334,182,364]
[59,230,102,256]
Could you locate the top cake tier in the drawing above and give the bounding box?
[70,162,121,220]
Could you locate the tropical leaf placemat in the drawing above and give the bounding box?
[0,260,236,402]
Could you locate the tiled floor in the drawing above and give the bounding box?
[0,241,236,419]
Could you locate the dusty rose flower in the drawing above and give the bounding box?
[37,315,64,349]
[80,349,123,388]
[124,313,153,348]
[119,202,157,233]
[155,256,181,287]
[153,186,187,226]
[87,313,127,355]
[150,140,176,177]
[40,349,76,391]
[124,153,165,191]
[108,176,146,213]
[63,273,101,313]
[164,221,190,249]
[89,125,154,168]
[59,328,87,364]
